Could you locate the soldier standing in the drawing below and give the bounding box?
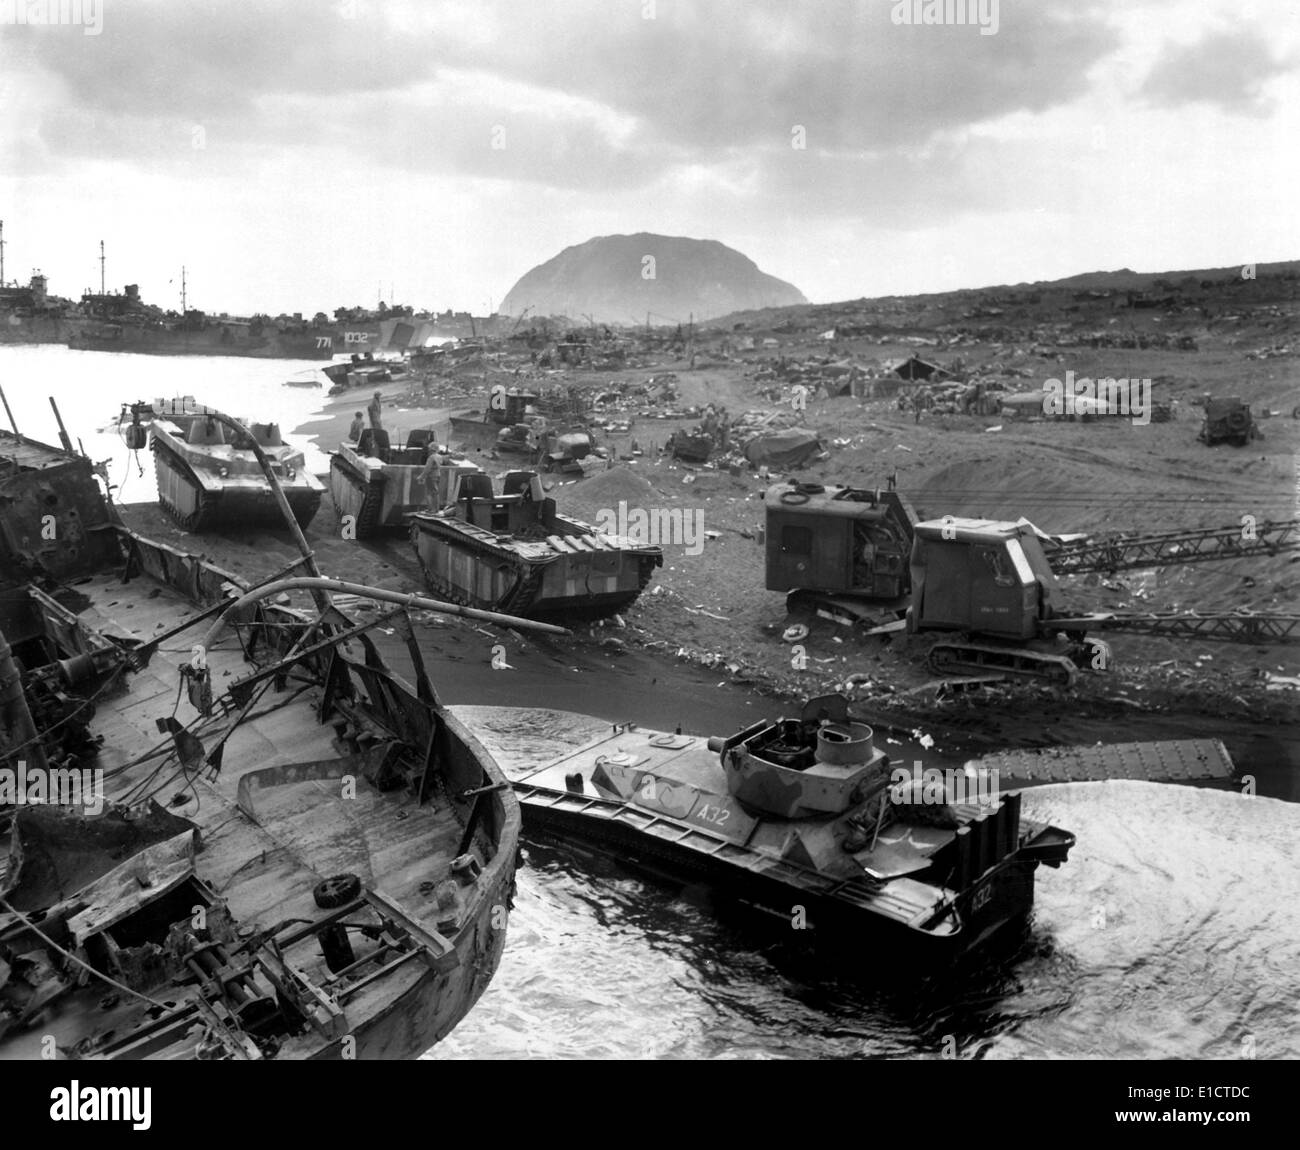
[367,391,383,430]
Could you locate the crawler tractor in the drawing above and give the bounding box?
[765,478,1300,683]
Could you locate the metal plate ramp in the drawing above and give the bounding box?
[965,738,1236,786]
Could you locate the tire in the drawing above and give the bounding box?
[1291,405,1300,420]
[780,490,810,505]
[313,872,362,909]
[1226,410,1249,432]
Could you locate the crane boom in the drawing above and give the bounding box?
[1051,611,1300,644]
[1049,519,1299,575]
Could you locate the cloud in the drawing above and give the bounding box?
[5,0,1122,191]
[3,0,1295,314]
[1140,27,1297,115]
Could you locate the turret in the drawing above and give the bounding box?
[709,694,890,818]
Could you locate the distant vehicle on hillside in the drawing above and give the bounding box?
[1197,396,1260,447]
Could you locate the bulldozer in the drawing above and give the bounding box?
[449,389,539,451]
[495,423,600,474]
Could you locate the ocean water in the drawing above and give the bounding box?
[0,343,342,498]
[5,344,1296,1061]
[434,760,1300,1060]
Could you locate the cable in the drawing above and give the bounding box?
[0,892,168,1010]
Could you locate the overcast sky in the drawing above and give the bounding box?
[1,0,1296,317]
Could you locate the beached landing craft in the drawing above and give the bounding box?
[494,695,1075,956]
[0,423,561,1059]
[484,698,1242,958]
[322,353,407,396]
[409,462,663,617]
[123,398,324,532]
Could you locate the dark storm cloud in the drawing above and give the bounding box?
[13,0,437,115]
[1140,27,1296,115]
[465,0,1121,152]
[9,0,1121,189]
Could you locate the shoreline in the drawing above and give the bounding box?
[292,378,454,455]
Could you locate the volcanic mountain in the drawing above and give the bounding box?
[499,233,807,324]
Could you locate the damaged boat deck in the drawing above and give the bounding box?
[1,555,517,1060]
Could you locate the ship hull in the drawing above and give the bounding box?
[516,787,1037,961]
[480,708,1077,963]
[0,500,523,1060]
[309,851,514,1059]
[69,327,334,360]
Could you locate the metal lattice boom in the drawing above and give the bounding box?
[1053,611,1300,643]
[1050,519,1299,575]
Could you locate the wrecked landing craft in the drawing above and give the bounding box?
[485,694,1076,960]
[0,425,564,1059]
[409,464,662,618]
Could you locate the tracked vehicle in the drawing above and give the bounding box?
[766,479,1299,680]
[409,463,662,616]
[449,389,538,451]
[495,425,599,474]
[1198,396,1259,446]
[329,427,454,539]
[128,398,323,532]
[491,694,1077,957]
[901,517,1300,683]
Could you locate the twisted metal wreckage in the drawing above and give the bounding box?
[0,405,562,1059]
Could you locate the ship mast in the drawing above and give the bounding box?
[181,265,187,313]
[99,239,105,296]
[0,219,5,287]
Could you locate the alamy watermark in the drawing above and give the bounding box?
[594,500,705,556]
[890,763,999,807]
[0,760,104,815]
[49,1082,151,1130]
[0,0,103,35]
[891,0,999,36]
[1043,371,1152,425]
